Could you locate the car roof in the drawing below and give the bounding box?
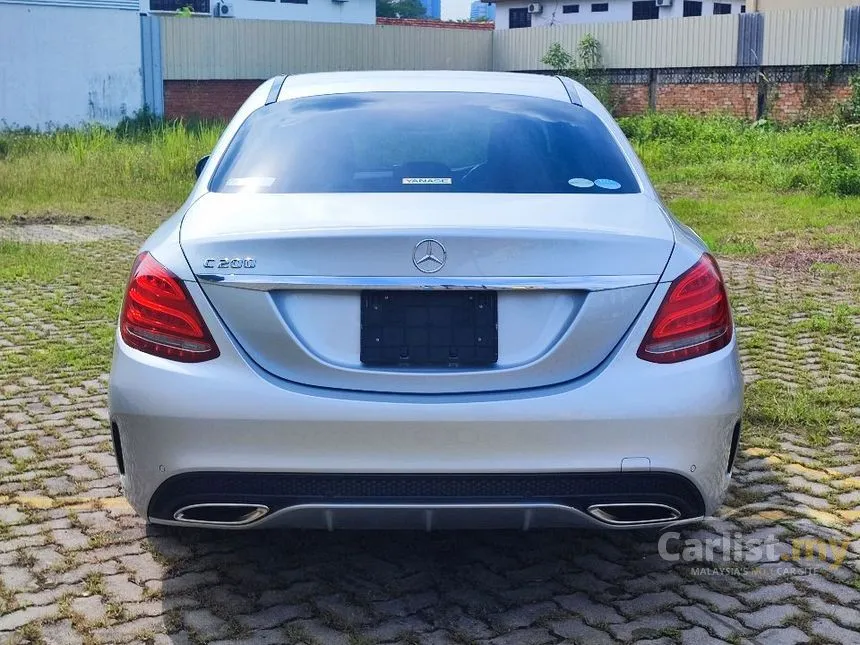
[277,71,574,104]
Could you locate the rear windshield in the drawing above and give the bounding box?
[210,92,640,194]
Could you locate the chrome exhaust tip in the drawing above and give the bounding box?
[173,503,269,526]
[586,503,681,526]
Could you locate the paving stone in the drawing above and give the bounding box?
[92,615,166,643]
[679,585,744,613]
[363,615,435,642]
[70,594,107,622]
[184,608,226,640]
[616,591,686,617]
[679,626,732,645]
[43,476,75,495]
[487,628,555,645]
[0,506,25,525]
[810,617,860,644]
[805,596,860,629]
[0,604,55,631]
[103,574,145,603]
[238,604,312,630]
[210,630,287,645]
[754,626,813,645]
[492,601,559,630]
[52,528,89,550]
[10,446,35,460]
[0,566,36,591]
[40,619,85,645]
[676,605,747,640]
[798,573,860,604]
[555,592,625,624]
[608,613,684,642]
[118,553,165,583]
[736,604,804,630]
[287,618,351,645]
[161,570,219,593]
[738,582,799,605]
[548,617,616,644]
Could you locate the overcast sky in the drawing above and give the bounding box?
[441,0,474,20]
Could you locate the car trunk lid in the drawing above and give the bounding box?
[180,193,674,394]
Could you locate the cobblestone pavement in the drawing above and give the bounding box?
[1,238,859,645]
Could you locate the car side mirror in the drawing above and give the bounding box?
[195,155,210,179]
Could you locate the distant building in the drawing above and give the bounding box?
[470,1,496,20]
[491,0,746,30]
[140,0,375,23]
[753,0,855,8]
[419,0,441,19]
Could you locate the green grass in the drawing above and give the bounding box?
[0,241,70,282]
[618,113,860,256]
[0,119,219,232]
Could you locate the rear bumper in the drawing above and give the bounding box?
[109,330,743,530]
[147,471,707,530]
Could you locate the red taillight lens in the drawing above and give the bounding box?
[120,252,220,363]
[637,254,733,364]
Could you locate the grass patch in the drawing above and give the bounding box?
[0,120,219,233]
[745,380,860,443]
[0,241,70,282]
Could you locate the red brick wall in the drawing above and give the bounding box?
[163,78,853,123]
[656,83,759,119]
[164,80,263,121]
[612,84,650,117]
[768,82,853,122]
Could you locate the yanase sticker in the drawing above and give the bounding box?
[594,179,621,190]
[402,177,453,185]
[568,178,595,188]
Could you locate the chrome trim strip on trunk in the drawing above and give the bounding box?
[195,274,660,292]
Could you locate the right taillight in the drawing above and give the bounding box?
[637,253,733,364]
[120,252,220,363]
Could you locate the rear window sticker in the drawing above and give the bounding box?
[568,178,595,188]
[402,177,453,185]
[594,179,621,190]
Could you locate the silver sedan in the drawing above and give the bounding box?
[108,71,743,531]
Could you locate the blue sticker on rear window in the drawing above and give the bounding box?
[568,178,595,188]
[594,179,621,190]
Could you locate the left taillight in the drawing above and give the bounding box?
[119,252,220,363]
[637,253,733,364]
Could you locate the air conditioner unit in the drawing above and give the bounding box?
[527,2,542,14]
[213,2,234,17]
[655,0,673,6]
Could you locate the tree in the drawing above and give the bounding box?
[376,0,427,18]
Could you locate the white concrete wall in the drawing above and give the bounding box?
[142,0,375,24]
[494,0,747,29]
[0,4,143,128]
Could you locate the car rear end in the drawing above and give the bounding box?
[108,74,743,531]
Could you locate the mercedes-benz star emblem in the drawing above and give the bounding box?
[412,239,447,273]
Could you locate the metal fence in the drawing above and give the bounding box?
[151,5,860,83]
[493,14,739,71]
[158,18,493,80]
[761,7,846,65]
